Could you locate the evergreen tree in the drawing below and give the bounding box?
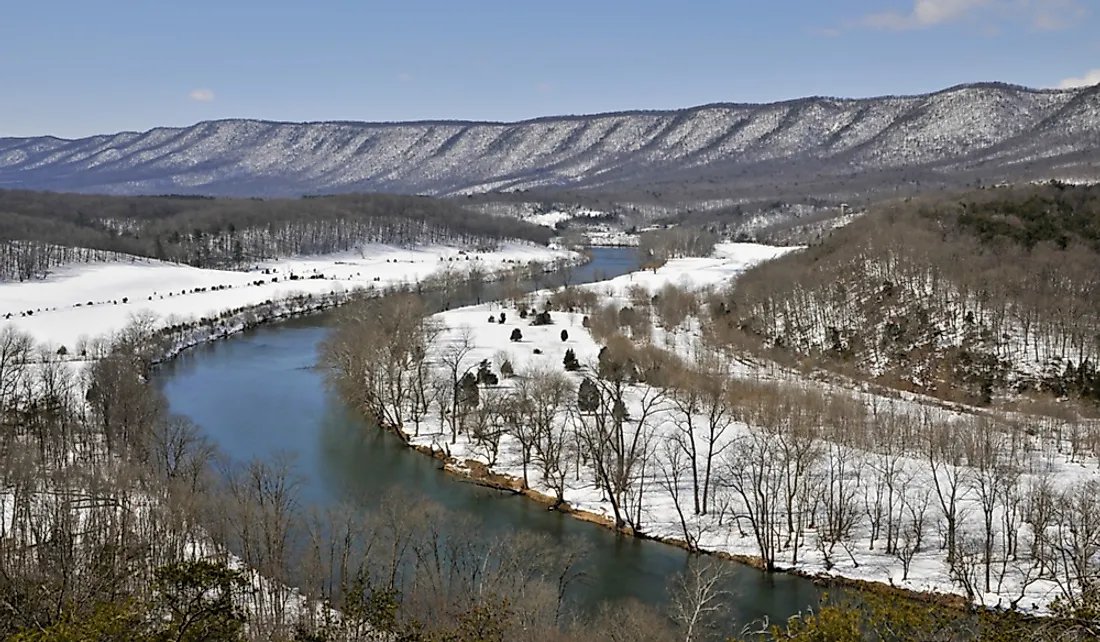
[459,372,480,408]
[577,377,600,412]
[477,359,498,386]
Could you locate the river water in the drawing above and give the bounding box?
[154,247,825,628]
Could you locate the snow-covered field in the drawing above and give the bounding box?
[8,239,1098,615]
[394,242,1100,613]
[1,242,577,350]
[586,243,796,292]
[0,240,577,637]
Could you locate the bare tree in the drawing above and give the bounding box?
[0,325,32,422]
[520,367,574,504]
[721,429,785,571]
[668,558,732,642]
[894,488,932,583]
[814,440,861,570]
[437,326,476,444]
[657,440,704,551]
[925,414,972,571]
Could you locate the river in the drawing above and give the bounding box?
[154,247,825,628]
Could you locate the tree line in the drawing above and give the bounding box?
[322,275,1100,630]
[1,310,788,642]
[711,183,1100,405]
[0,188,553,280]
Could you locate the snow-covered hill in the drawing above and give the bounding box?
[1,83,1097,197]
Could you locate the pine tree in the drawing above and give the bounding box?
[577,378,600,412]
[459,372,480,408]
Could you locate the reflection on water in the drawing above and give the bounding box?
[155,248,825,625]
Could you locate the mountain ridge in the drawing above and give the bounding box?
[2,82,1097,198]
[3,81,1072,139]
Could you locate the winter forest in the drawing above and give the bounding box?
[2,184,1100,641]
[0,189,551,281]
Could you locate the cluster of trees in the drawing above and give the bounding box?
[715,184,1100,404]
[0,188,552,279]
[955,181,1100,252]
[1,320,800,642]
[637,227,719,268]
[586,287,1100,608]
[325,277,1100,620]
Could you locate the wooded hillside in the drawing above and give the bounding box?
[0,189,552,280]
[718,183,1100,405]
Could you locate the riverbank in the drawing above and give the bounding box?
[401,417,972,614]
[343,242,970,607]
[0,240,587,636]
[160,247,832,630]
[340,241,1083,616]
[2,241,580,351]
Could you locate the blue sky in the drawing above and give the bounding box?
[2,0,1097,138]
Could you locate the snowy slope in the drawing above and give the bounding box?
[1,243,576,349]
[1,83,1097,197]
[406,243,1100,612]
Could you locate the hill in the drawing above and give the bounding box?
[716,182,1100,406]
[1,83,1097,199]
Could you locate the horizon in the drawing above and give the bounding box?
[2,80,1093,142]
[3,0,1098,138]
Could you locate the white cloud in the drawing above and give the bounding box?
[188,88,216,102]
[861,0,1082,30]
[863,0,993,29]
[1057,68,1100,88]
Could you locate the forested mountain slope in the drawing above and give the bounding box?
[0,189,551,279]
[1,83,1098,198]
[720,183,1100,405]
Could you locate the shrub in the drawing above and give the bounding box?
[563,349,580,371]
[510,328,523,342]
[560,329,569,342]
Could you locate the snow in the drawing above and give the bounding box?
[1,242,577,350]
[0,240,577,637]
[7,239,1098,613]
[589,243,797,293]
[521,207,608,229]
[393,242,1100,613]
[4,84,1094,197]
[524,211,574,228]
